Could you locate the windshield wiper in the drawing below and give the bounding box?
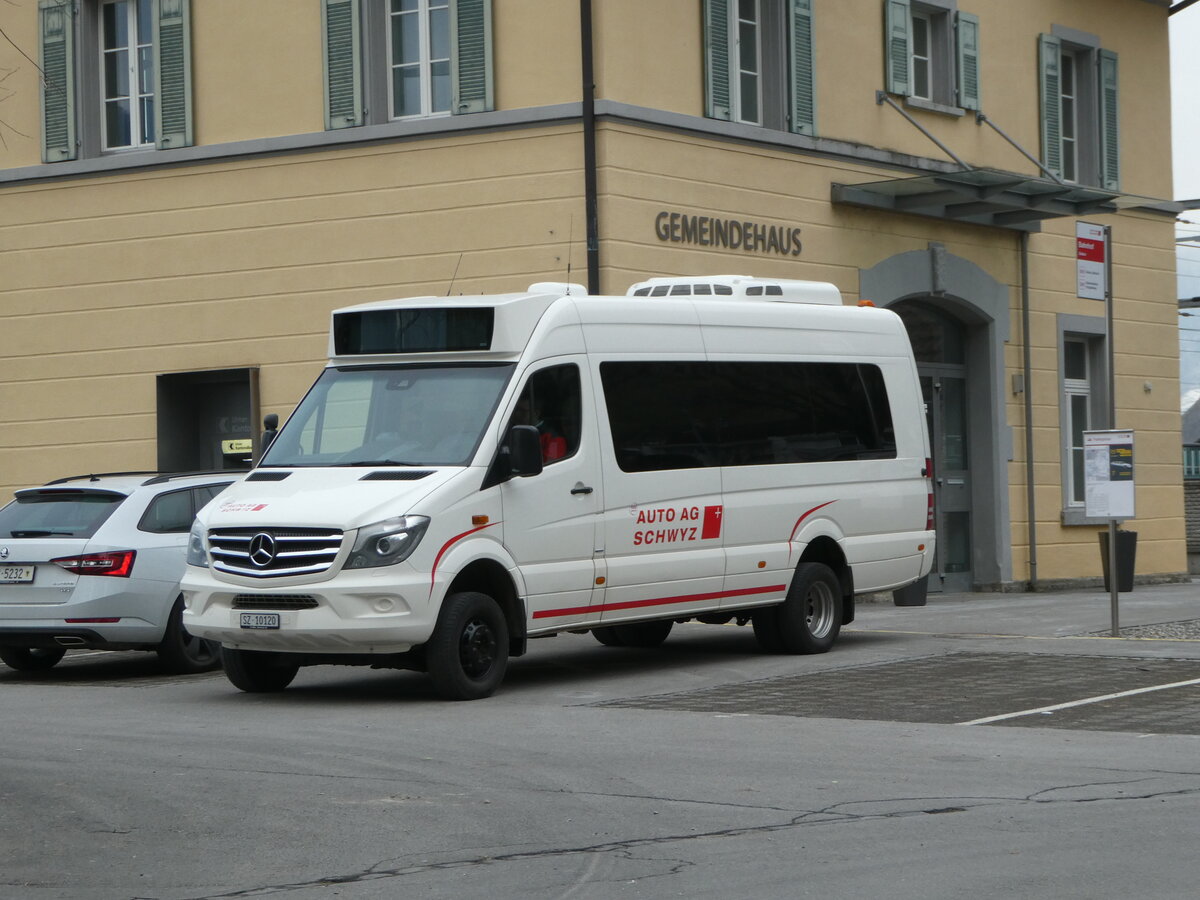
[10,530,75,538]
[335,460,424,467]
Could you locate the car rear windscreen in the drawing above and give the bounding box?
[0,491,125,539]
[333,308,494,355]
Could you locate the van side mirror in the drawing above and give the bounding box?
[506,425,544,478]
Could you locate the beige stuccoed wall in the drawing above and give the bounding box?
[594,121,1185,582]
[594,0,1172,201]
[0,125,586,498]
[0,0,1184,583]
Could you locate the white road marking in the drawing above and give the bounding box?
[959,676,1200,726]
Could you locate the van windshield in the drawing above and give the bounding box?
[261,363,515,468]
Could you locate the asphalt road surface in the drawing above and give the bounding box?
[4,591,1200,900]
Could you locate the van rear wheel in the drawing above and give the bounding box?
[776,562,842,653]
[754,563,842,654]
[592,620,673,648]
[427,591,509,700]
[221,648,299,692]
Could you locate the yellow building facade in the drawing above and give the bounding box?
[0,0,1185,591]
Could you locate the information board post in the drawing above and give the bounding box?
[1084,430,1134,636]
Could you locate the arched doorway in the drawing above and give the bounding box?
[860,242,1013,592]
[893,302,972,592]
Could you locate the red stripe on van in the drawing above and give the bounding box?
[788,500,837,544]
[532,583,786,620]
[430,521,499,595]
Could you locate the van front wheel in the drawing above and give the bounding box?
[759,562,842,654]
[221,648,299,692]
[427,591,509,700]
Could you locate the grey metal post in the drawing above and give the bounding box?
[1105,225,1119,637]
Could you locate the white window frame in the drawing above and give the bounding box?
[910,10,933,101]
[1059,47,1079,183]
[733,0,762,125]
[386,0,451,120]
[1058,316,1109,524]
[99,0,155,151]
[1063,336,1091,506]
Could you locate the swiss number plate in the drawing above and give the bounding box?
[0,565,35,585]
[240,612,280,630]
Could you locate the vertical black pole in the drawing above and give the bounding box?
[580,0,600,295]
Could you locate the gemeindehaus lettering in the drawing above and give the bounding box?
[654,211,802,256]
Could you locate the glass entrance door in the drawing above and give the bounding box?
[920,370,972,592]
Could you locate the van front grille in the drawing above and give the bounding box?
[232,594,319,610]
[209,527,344,578]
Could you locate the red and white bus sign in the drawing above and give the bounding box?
[1077,221,1108,300]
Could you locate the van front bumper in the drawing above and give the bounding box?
[180,567,439,654]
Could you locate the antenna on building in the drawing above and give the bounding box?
[565,216,575,283]
[446,252,464,296]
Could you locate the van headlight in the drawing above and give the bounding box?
[346,516,430,569]
[186,522,209,568]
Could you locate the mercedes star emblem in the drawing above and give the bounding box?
[248,532,277,568]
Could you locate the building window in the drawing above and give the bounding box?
[388,0,451,119]
[101,0,155,149]
[884,0,979,112]
[1058,317,1108,523]
[323,0,493,131]
[734,0,762,125]
[1063,337,1091,505]
[703,0,815,135]
[38,0,193,163]
[1039,31,1119,189]
[910,9,933,100]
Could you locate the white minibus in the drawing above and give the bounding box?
[182,275,935,699]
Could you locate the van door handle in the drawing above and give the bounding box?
[571,484,594,495]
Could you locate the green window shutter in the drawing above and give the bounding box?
[154,0,193,149]
[452,0,493,114]
[323,0,363,129]
[955,11,980,111]
[1038,34,1062,179]
[38,0,76,162]
[1098,48,1120,190]
[884,0,911,96]
[703,0,731,121]
[789,0,815,135]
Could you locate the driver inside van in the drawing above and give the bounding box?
[509,367,580,464]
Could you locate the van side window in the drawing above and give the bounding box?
[508,365,582,464]
[600,362,896,472]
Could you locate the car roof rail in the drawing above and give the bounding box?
[45,470,161,485]
[140,470,244,486]
[43,470,242,487]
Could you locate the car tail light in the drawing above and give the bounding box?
[52,550,136,577]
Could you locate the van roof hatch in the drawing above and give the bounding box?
[625,275,842,305]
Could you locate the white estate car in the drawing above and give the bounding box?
[0,471,239,673]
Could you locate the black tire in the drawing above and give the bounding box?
[751,607,786,652]
[614,619,673,648]
[426,591,509,700]
[775,562,842,654]
[221,647,300,693]
[591,626,625,647]
[0,646,66,672]
[156,597,221,674]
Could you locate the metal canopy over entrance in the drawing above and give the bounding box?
[831,168,1160,232]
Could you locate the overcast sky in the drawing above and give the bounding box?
[1173,6,1200,202]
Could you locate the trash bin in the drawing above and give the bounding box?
[1098,529,1137,592]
